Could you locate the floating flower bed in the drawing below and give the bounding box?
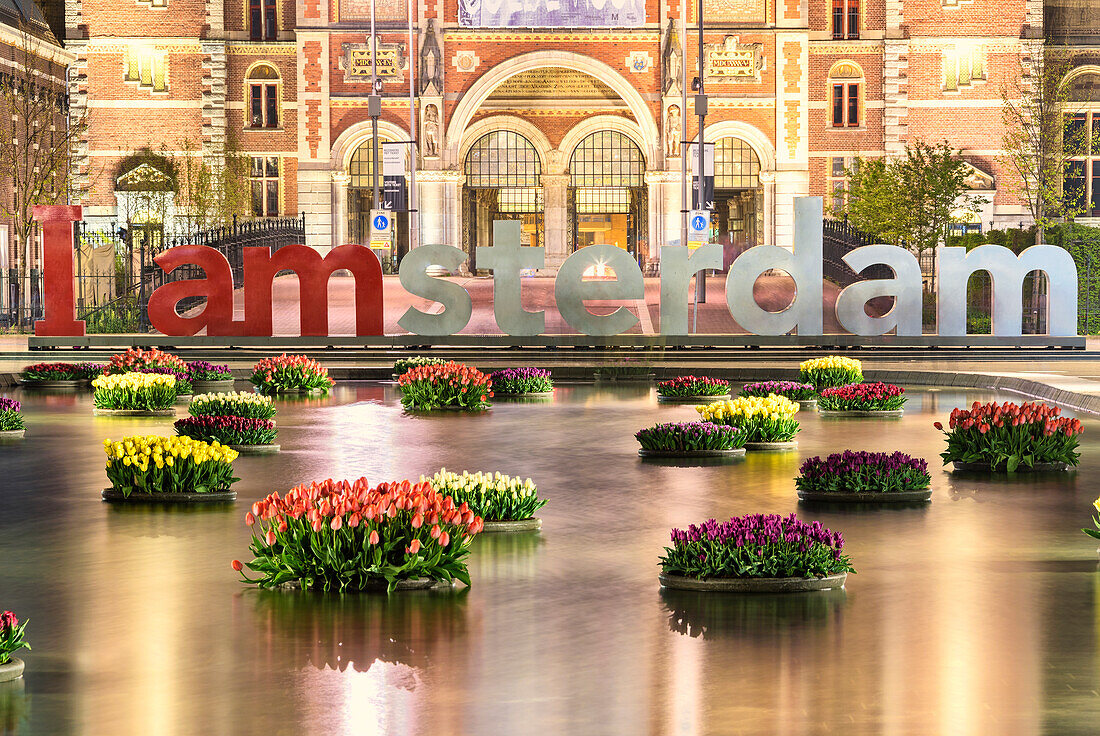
[0,398,25,439]
[818,382,906,416]
[425,469,546,530]
[92,373,177,414]
[175,415,278,453]
[102,435,239,502]
[936,401,1082,472]
[187,361,234,391]
[697,395,800,449]
[0,610,29,683]
[232,477,483,593]
[19,362,102,386]
[393,356,445,377]
[656,376,731,402]
[658,513,854,592]
[798,356,863,390]
[189,392,277,420]
[795,451,932,502]
[398,361,492,412]
[107,347,186,375]
[251,354,333,394]
[635,421,746,458]
[740,380,816,402]
[488,367,553,396]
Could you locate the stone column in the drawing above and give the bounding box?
[330,171,350,247]
[645,170,682,258]
[758,170,776,248]
[542,174,569,271]
[415,170,455,247]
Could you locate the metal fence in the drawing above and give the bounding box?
[821,219,893,286]
[71,214,306,334]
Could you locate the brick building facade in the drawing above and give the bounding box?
[66,0,1051,266]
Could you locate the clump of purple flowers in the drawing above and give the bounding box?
[136,366,193,396]
[740,381,817,401]
[661,513,855,579]
[657,376,730,397]
[0,397,23,431]
[636,421,745,452]
[187,361,233,382]
[489,367,553,395]
[796,450,930,494]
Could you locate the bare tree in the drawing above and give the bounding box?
[0,25,86,323]
[174,135,251,234]
[1000,43,1088,245]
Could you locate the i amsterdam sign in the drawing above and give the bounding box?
[31,200,1080,343]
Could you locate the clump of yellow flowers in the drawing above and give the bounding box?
[798,355,864,390]
[424,468,546,522]
[697,395,800,443]
[103,435,239,497]
[92,373,177,411]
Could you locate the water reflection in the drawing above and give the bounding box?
[0,679,28,735]
[661,587,847,640]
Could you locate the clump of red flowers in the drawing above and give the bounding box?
[232,477,483,593]
[398,361,493,411]
[106,347,187,375]
[250,354,333,394]
[818,382,906,412]
[935,401,1083,471]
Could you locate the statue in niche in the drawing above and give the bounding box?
[662,19,681,95]
[420,19,443,95]
[665,105,681,158]
[422,103,440,157]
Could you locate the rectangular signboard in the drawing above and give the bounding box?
[458,0,645,28]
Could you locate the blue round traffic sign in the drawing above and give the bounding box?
[691,215,707,231]
[373,214,390,230]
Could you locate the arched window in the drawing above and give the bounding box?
[829,61,863,129]
[465,130,541,188]
[1064,70,1100,217]
[714,137,760,189]
[247,64,279,129]
[349,137,389,188]
[569,130,644,188]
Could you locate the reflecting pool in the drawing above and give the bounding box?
[1,383,1099,735]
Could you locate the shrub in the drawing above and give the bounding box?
[232,477,484,593]
[796,451,931,494]
[936,401,1082,471]
[489,367,553,394]
[656,376,730,397]
[106,347,186,376]
[187,361,233,382]
[818,382,906,411]
[398,361,492,411]
[251,354,333,394]
[175,415,277,446]
[0,398,24,431]
[425,469,546,522]
[635,421,746,452]
[189,392,276,420]
[92,373,176,410]
[0,611,29,665]
[103,435,239,496]
[740,380,816,401]
[394,356,445,375]
[660,513,855,579]
[696,395,800,443]
[798,356,863,390]
[21,362,102,381]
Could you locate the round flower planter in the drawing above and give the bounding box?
[406,405,491,413]
[18,379,89,389]
[638,448,746,459]
[594,373,656,382]
[797,489,932,503]
[101,488,237,504]
[260,387,327,395]
[658,572,847,593]
[190,379,236,393]
[480,517,543,533]
[656,394,732,403]
[0,657,24,683]
[744,441,798,451]
[0,429,26,440]
[276,578,455,592]
[797,399,818,411]
[819,409,904,418]
[952,460,1071,473]
[93,408,176,417]
[492,391,554,398]
[174,394,193,404]
[228,443,281,455]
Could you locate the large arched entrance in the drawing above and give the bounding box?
[347,136,410,260]
[567,130,647,263]
[713,136,763,263]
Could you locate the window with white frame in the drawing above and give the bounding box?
[829,62,862,128]
[247,64,280,128]
[943,44,985,92]
[250,157,280,217]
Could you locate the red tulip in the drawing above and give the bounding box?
[231,559,243,571]
[368,530,379,545]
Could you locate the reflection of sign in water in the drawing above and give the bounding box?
[459,0,645,28]
[706,37,761,80]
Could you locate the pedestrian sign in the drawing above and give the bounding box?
[688,209,711,246]
[371,210,392,236]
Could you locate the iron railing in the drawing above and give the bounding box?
[821,219,893,286]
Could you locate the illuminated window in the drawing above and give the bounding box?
[943,44,985,92]
[832,0,859,40]
[250,157,279,217]
[465,130,542,188]
[247,64,280,128]
[828,156,858,212]
[124,47,167,92]
[714,137,760,189]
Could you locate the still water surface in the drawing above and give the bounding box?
[0,384,1099,736]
